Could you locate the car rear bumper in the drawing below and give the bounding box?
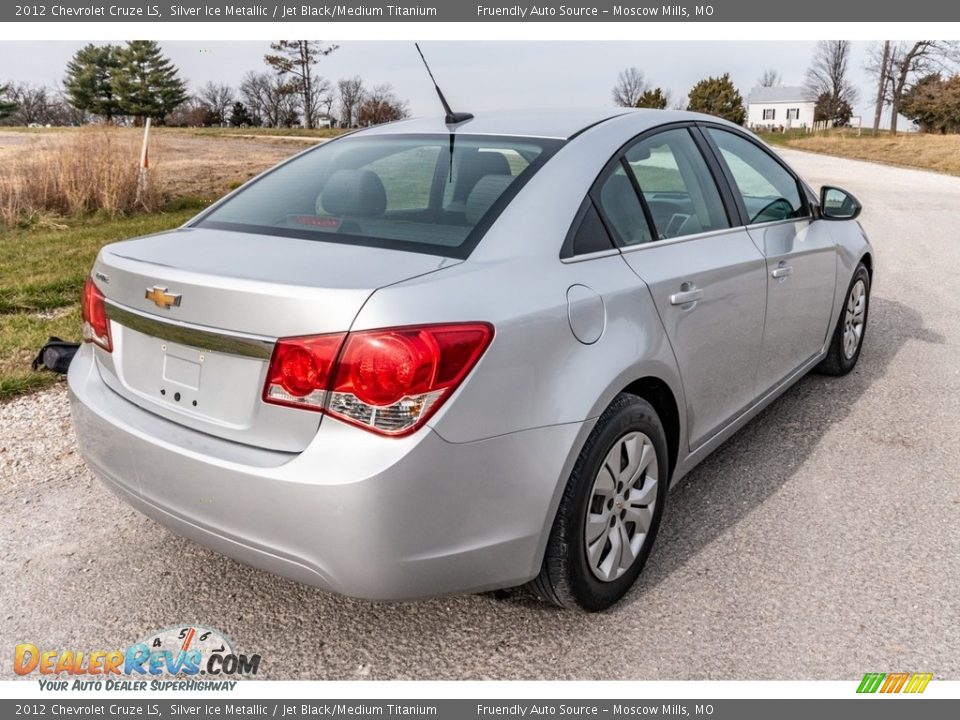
[68,345,586,600]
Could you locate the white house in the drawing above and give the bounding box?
[746,86,816,130]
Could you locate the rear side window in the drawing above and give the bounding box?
[623,128,730,241]
[596,164,654,246]
[195,134,562,258]
[567,201,615,256]
[706,128,807,224]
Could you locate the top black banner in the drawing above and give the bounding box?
[4,0,954,23]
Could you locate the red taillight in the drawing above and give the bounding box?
[81,276,112,352]
[262,333,345,410]
[262,323,493,437]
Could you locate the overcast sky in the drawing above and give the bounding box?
[0,40,885,122]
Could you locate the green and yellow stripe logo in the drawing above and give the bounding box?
[857,672,933,694]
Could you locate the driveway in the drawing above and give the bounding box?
[1,149,958,680]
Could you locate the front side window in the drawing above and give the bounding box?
[763,108,776,120]
[786,108,800,120]
[622,128,730,241]
[195,134,561,258]
[707,128,807,224]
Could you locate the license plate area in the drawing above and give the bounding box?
[116,327,266,429]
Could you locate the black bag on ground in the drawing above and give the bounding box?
[32,337,80,375]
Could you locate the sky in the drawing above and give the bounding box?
[0,40,886,124]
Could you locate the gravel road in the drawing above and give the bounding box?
[2,149,959,680]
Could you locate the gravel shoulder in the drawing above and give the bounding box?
[1,150,959,680]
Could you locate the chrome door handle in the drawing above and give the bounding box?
[669,287,704,306]
[771,264,793,279]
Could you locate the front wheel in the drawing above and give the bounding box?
[529,393,669,612]
[817,262,870,376]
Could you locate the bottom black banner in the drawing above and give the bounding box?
[3,699,957,719]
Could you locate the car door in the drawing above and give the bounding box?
[595,126,768,451]
[703,127,838,393]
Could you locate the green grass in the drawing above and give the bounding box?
[0,203,203,401]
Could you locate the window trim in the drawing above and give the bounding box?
[694,123,813,227]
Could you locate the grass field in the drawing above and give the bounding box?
[759,129,960,177]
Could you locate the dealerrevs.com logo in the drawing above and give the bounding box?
[15,625,262,691]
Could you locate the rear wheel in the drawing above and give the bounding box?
[817,263,870,376]
[530,393,669,612]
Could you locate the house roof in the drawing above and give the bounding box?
[748,86,812,104]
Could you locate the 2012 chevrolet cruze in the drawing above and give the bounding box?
[69,109,872,611]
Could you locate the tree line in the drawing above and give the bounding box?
[610,40,960,134]
[0,40,409,129]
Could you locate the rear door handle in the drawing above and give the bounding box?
[669,287,704,306]
[771,264,793,279]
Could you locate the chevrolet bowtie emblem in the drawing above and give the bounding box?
[145,286,182,310]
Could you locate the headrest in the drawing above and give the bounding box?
[454,150,511,202]
[319,169,387,217]
[465,174,515,225]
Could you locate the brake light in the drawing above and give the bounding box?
[262,323,493,437]
[262,333,345,410]
[81,277,112,352]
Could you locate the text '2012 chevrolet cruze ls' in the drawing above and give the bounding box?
[69,109,872,611]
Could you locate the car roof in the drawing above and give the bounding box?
[353,108,724,141]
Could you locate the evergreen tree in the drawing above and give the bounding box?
[112,41,188,123]
[635,87,669,109]
[230,101,252,127]
[63,44,122,121]
[0,84,17,120]
[687,73,746,125]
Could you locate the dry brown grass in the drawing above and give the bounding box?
[782,131,960,176]
[0,128,318,228]
[0,128,165,226]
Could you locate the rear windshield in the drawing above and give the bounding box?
[194,133,563,258]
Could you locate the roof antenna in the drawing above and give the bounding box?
[415,43,473,126]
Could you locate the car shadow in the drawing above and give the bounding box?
[500,294,945,611]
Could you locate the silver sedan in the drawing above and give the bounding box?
[69,109,873,611]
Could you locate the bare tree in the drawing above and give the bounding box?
[1,82,52,125]
[197,81,234,125]
[356,84,409,126]
[311,76,334,126]
[337,76,365,127]
[889,42,958,134]
[804,40,858,125]
[757,69,781,88]
[264,40,338,129]
[240,71,300,128]
[612,67,647,107]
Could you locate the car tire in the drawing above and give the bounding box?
[816,262,870,377]
[529,393,669,612]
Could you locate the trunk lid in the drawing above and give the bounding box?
[91,227,460,452]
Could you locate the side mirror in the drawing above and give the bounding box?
[819,186,862,221]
